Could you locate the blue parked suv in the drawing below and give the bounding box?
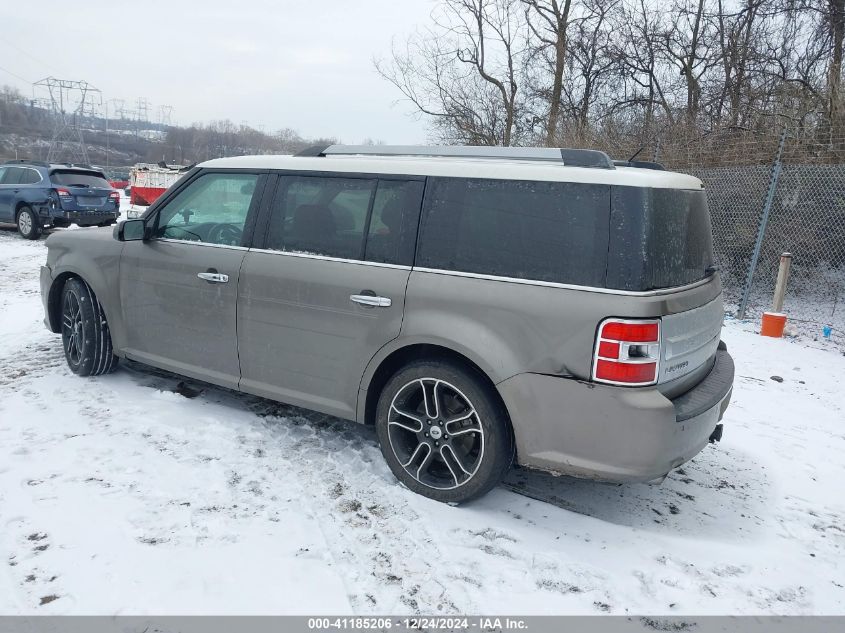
[0,160,120,239]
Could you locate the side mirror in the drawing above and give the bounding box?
[114,219,147,242]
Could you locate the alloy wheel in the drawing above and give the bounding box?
[387,377,485,490]
[62,292,84,365]
[18,212,32,236]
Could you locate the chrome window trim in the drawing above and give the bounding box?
[155,238,250,252]
[411,267,713,297]
[151,241,711,289]
[248,247,412,270]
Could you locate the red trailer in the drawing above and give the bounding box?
[129,163,193,206]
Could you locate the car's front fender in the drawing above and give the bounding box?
[43,229,126,352]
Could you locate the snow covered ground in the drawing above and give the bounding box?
[0,226,843,616]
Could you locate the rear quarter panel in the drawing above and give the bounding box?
[396,270,724,384]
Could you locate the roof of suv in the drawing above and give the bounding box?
[1,160,105,174]
[199,151,703,190]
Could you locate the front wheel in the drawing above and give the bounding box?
[61,278,119,376]
[17,207,41,240]
[375,360,513,504]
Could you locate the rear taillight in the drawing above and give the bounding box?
[592,318,661,386]
[55,188,71,197]
[109,191,120,201]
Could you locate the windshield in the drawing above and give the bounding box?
[51,170,111,189]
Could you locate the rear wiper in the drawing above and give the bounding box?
[67,183,90,188]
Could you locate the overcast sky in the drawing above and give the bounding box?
[0,0,437,143]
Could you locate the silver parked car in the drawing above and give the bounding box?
[40,145,734,503]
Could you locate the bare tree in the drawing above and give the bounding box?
[713,0,767,127]
[662,0,717,125]
[610,0,675,129]
[523,0,575,144]
[375,0,529,145]
[562,0,618,141]
[375,0,845,158]
[824,0,845,141]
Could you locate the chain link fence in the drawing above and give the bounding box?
[635,127,845,342]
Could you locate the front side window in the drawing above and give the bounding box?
[153,172,259,246]
[417,177,610,286]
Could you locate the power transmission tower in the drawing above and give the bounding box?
[135,97,150,137]
[108,98,126,120]
[33,77,102,164]
[157,105,173,127]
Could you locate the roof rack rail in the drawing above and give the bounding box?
[295,145,332,157]
[294,144,615,169]
[612,159,665,171]
[55,162,96,170]
[2,159,50,168]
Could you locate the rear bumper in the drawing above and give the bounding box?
[40,209,119,227]
[498,348,734,482]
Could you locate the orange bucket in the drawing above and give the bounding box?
[761,312,787,338]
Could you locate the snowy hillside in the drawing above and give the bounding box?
[0,227,843,615]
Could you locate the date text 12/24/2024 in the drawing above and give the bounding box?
[308,618,528,631]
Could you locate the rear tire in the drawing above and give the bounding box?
[375,359,513,504]
[16,207,41,240]
[60,278,119,376]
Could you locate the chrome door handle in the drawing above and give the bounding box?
[197,272,229,283]
[350,294,392,307]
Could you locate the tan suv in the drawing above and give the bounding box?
[40,145,734,503]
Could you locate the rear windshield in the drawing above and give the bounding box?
[607,186,715,291]
[417,177,610,287]
[51,170,111,189]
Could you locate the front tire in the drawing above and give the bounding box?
[16,207,41,240]
[375,360,513,504]
[60,278,119,376]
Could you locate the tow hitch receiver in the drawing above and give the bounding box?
[709,423,724,443]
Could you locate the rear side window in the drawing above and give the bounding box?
[266,176,423,265]
[268,176,376,260]
[18,168,41,184]
[607,186,715,291]
[365,180,424,265]
[51,170,111,188]
[417,177,610,286]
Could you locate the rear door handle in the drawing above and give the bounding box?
[197,272,229,283]
[350,294,391,307]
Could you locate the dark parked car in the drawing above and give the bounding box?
[0,160,121,239]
